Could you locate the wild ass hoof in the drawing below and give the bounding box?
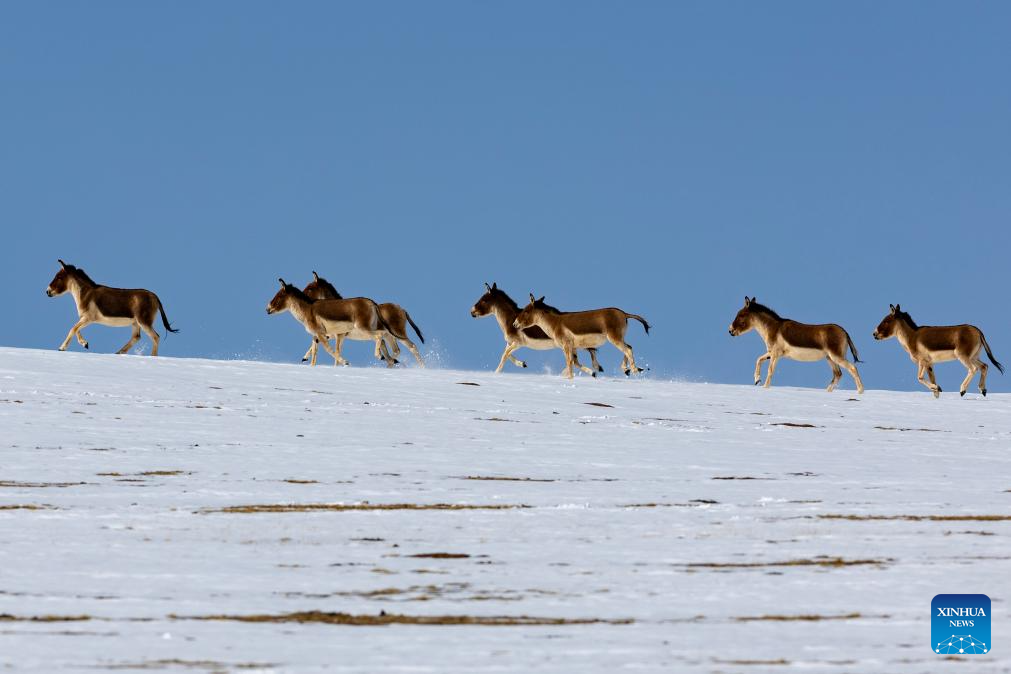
[518,361,527,368]
[623,369,630,377]
[960,390,966,397]
[590,372,597,378]
[982,389,988,397]
[597,365,604,372]
[84,343,89,349]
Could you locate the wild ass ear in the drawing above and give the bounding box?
[312,271,319,282]
[744,296,751,307]
[537,295,545,303]
[491,282,497,290]
[278,277,287,288]
[58,259,67,269]
[529,293,536,303]
[892,304,900,314]
[484,282,491,291]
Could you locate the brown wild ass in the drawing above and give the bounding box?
[470,283,604,374]
[512,293,650,379]
[45,259,178,356]
[302,271,425,366]
[266,279,397,368]
[729,297,864,393]
[873,304,1004,398]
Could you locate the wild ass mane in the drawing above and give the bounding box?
[748,300,782,321]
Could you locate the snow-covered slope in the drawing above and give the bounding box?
[1,347,1008,673]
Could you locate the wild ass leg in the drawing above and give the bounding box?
[762,355,780,388]
[611,337,642,376]
[331,335,348,366]
[117,323,142,354]
[385,334,402,360]
[957,356,979,397]
[398,336,424,366]
[754,352,771,385]
[302,340,316,363]
[375,334,397,367]
[917,362,941,397]
[570,351,596,377]
[141,323,161,356]
[60,318,91,351]
[496,343,520,372]
[976,358,989,396]
[561,343,576,379]
[588,348,603,373]
[825,359,842,392]
[833,355,864,394]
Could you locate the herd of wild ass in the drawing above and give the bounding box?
[44,260,1004,398]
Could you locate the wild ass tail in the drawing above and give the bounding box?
[624,312,650,335]
[158,298,180,334]
[980,330,1005,374]
[845,330,861,363]
[406,312,425,343]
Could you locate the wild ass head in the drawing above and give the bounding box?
[470,282,508,318]
[46,259,93,297]
[728,296,757,336]
[512,293,548,330]
[873,304,915,340]
[303,271,343,302]
[266,278,311,316]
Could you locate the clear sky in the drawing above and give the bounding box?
[2,2,1009,391]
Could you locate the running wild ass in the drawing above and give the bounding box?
[45,259,178,356]
[512,293,650,379]
[873,304,1003,398]
[302,271,425,366]
[729,297,864,393]
[470,283,604,374]
[266,279,397,367]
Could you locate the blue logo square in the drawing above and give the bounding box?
[932,594,991,654]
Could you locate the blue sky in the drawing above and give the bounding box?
[2,2,1010,391]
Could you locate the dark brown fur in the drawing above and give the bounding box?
[46,260,177,356]
[512,293,649,379]
[729,297,863,392]
[470,283,603,374]
[874,304,1003,397]
[302,272,424,365]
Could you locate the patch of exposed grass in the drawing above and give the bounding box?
[0,481,87,488]
[734,612,870,622]
[463,476,555,483]
[101,660,277,670]
[0,614,91,622]
[282,479,319,484]
[714,659,790,666]
[205,503,531,514]
[769,422,818,428]
[874,426,944,432]
[137,471,189,477]
[711,476,775,481]
[172,611,632,626]
[584,402,614,408]
[683,556,891,569]
[820,514,1011,522]
[407,553,471,559]
[0,504,55,511]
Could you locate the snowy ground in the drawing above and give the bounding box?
[0,346,1009,673]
